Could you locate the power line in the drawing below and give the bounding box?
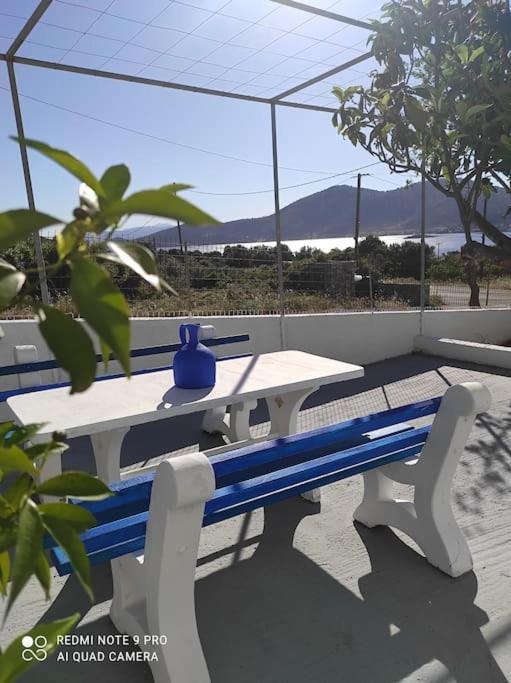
[189,162,380,195]
[0,85,340,176]
[0,83,393,195]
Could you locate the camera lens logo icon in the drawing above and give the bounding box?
[21,635,48,662]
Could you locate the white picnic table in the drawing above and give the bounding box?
[6,350,364,485]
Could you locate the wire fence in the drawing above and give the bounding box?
[3,235,511,319]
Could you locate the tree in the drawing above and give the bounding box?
[332,0,511,306]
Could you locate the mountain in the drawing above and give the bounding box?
[140,182,510,246]
[115,224,170,240]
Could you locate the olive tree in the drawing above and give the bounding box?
[333,0,511,306]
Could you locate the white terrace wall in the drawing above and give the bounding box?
[1,307,510,393]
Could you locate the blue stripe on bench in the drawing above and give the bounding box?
[0,334,250,377]
[0,334,251,403]
[49,396,440,575]
[51,426,430,574]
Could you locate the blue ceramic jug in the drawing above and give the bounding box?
[173,323,216,389]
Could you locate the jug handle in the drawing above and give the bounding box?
[180,323,199,348]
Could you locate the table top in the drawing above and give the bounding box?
[6,350,363,440]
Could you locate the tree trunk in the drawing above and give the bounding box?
[463,257,481,308]
[467,273,481,308]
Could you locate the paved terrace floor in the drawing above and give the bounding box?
[2,353,511,682]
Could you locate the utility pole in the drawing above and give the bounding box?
[353,173,371,262]
[177,218,184,255]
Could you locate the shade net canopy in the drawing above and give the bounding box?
[0,0,382,110]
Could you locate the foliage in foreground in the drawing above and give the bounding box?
[0,423,111,681]
[0,139,215,680]
[0,138,216,392]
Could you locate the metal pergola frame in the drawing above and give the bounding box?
[1,0,376,345]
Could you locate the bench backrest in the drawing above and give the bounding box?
[49,395,442,575]
[0,330,250,401]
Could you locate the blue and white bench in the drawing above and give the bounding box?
[49,381,490,683]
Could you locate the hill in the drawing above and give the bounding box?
[144,182,510,246]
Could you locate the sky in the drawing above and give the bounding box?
[0,0,418,239]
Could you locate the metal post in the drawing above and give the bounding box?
[270,103,286,351]
[6,60,50,305]
[482,197,487,246]
[419,168,427,334]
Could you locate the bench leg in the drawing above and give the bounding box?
[90,427,130,484]
[202,400,257,442]
[266,387,320,503]
[110,453,215,683]
[354,382,491,577]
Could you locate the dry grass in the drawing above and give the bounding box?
[1,287,413,319]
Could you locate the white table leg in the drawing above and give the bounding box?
[202,405,227,435]
[202,400,257,442]
[90,427,131,484]
[37,445,64,503]
[266,386,321,503]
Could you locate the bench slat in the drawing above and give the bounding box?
[205,426,429,520]
[51,426,429,574]
[210,398,439,487]
[79,398,438,528]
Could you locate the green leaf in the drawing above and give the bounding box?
[0,210,62,250]
[15,138,105,198]
[100,164,131,202]
[42,517,92,600]
[0,422,17,443]
[0,263,25,310]
[39,502,96,532]
[2,423,43,447]
[2,474,34,509]
[37,306,97,394]
[0,551,10,596]
[404,96,428,132]
[25,441,68,461]
[70,257,131,376]
[0,531,16,554]
[105,189,217,225]
[5,501,43,620]
[465,104,492,120]
[0,446,37,477]
[56,220,89,261]
[159,183,193,193]
[0,615,80,683]
[0,497,15,520]
[37,471,112,500]
[455,44,469,63]
[469,46,485,62]
[34,551,51,599]
[106,241,175,293]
